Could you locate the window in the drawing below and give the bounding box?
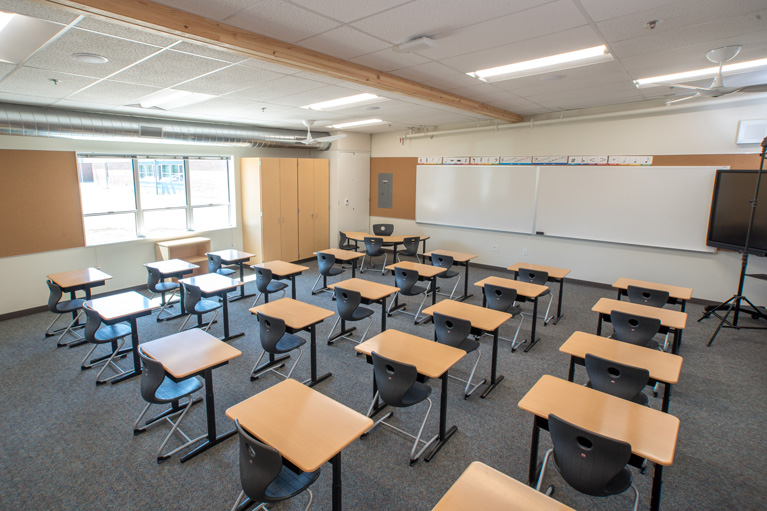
[77,155,233,245]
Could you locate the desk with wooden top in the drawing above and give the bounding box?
[613,277,693,312]
[226,379,373,511]
[250,298,335,387]
[207,249,255,302]
[507,262,570,325]
[385,261,445,322]
[141,329,241,462]
[518,375,680,511]
[560,331,683,413]
[475,276,549,353]
[179,273,245,342]
[423,300,511,399]
[47,268,113,342]
[328,278,399,337]
[313,249,366,294]
[424,250,478,302]
[253,260,310,300]
[343,231,430,262]
[356,329,465,463]
[593,298,688,355]
[144,259,199,321]
[432,461,574,511]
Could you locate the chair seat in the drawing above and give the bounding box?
[399,380,432,407]
[456,337,480,353]
[508,305,522,316]
[57,298,86,313]
[154,376,203,403]
[266,281,289,293]
[340,242,356,251]
[368,249,386,257]
[217,268,236,277]
[350,306,375,321]
[93,322,132,343]
[437,269,459,278]
[195,299,222,314]
[327,267,345,277]
[540,288,551,296]
[154,281,180,293]
[401,284,428,297]
[265,464,321,501]
[598,467,634,497]
[272,332,306,354]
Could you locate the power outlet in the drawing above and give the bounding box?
[523,248,528,256]
[491,244,499,252]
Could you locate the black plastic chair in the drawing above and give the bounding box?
[585,354,649,405]
[251,267,287,306]
[146,266,180,320]
[231,419,320,511]
[397,236,421,263]
[133,347,205,462]
[483,283,525,351]
[610,310,661,349]
[327,287,374,346]
[311,252,344,295]
[626,285,670,308]
[45,279,85,346]
[372,223,394,236]
[431,254,460,300]
[517,267,554,324]
[250,312,305,381]
[178,282,222,333]
[207,253,236,277]
[360,236,387,274]
[339,231,356,251]
[364,352,436,465]
[79,303,131,384]
[536,414,639,511]
[387,267,430,324]
[433,312,485,398]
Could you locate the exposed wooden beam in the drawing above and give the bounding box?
[40,0,524,123]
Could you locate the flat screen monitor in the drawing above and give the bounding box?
[706,169,767,256]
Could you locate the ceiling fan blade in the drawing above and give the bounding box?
[738,84,767,93]
[665,94,700,105]
[313,134,347,143]
[660,82,712,92]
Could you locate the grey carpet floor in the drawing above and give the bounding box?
[1,259,766,510]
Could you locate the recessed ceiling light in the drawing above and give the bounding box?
[329,119,384,129]
[0,12,15,32]
[540,74,566,81]
[302,93,383,111]
[72,52,109,64]
[139,89,215,110]
[634,58,767,87]
[0,11,63,64]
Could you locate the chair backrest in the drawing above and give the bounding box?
[317,252,337,275]
[373,223,394,236]
[394,267,420,295]
[138,347,169,404]
[401,236,420,256]
[46,279,64,313]
[433,312,472,348]
[371,351,419,407]
[254,267,273,294]
[518,267,549,285]
[610,310,661,346]
[81,303,103,343]
[146,266,163,294]
[207,253,223,273]
[235,419,283,503]
[585,354,650,402]
[339,231,350,248]
[483,283,518,312]
[431,253,454,270]
[257,312,288,353]
[364,237,384,255]
[626,285,670,308]
[333,287,363,320]
[181,282,203,314]
[548,414,632,497]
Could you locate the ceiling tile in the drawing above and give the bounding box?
[109,49,230,88]
[70,80,163,105]
[175,64,286,95]
[226,75,327,101]
[579,0,686,22]
[421,73,482,90]
[152,0,253,21]
[1,0,80,24]
[74,16,179,47]
[267,84,363,107]
[392,62,465,82]
[0,67,99,98]
[350,49,431,72]
[287,0,412,23]
[223,0,340,43]
[297,26,391,59]
[170,41,249,63]
[0,62,16,79]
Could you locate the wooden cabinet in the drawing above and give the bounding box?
[155,237,210,276]
[241,158,328,263]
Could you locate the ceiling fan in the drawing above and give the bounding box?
[664,46,767,104]
[298,119,346,144]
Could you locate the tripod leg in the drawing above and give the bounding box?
[707,298,739,347]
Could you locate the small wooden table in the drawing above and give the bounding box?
[592,298,688,354]
[424,250,478,302]
[475,276,548,353]
[507,262,570,325]
[423,300,511,399]
[518,375,680,511]
[560,331,683,413]
[432,461,574,511]
[226,379,373,511]
[207,249,255,302]
[144,259,199,321]
[85,291,154,384]
[343,231,430,262]
[314,249,366,283]
[141,329,242,462]
[356,329,465,463]
[613,277,693,312]
[250,298,335,387]
[385,261,445,322]
[253,260,309,300]
[46,268,113,342]
[328,278,399,337]
[179,273,245,342]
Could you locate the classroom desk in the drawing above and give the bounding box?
[613,277,693,312]
[226,379,373,511]
[475,276,548,353]
[85,291,154,384]
[313,249,366,293]
[507,263,570,325]
[179,273,245,342]
[250,298,335,387]
[343,231,430,262]
[385,261,445,322]
[592,298,688,355]
[355,329,465,463]
[207,249,255,302]
[140,328,241,462]
[518,375,680,511]
[46,268,113,343]
[560,331,683,413]
[327,278,399,338]
[252,260,309,300]
[144,259,198,321]
[432,461,575,511]
[423,300,511,399]
[423,250,477,302]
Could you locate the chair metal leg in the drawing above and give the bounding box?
[328,316,373,345]
[93,338,129,384]
[380,254,388,275]
[251,348,302,381]
[231,490,246,511]
[55,310,85,346]
[251,292,263,308]
[156,290,178,320]
[202,310,219,332]
[535,448,554,491]
[448,349,486,398]
[359,254,367,273]
[156,393,206,462]
[364,391,437,464]
[178,313,193,332]
[303,489,314,511]
[327,316,341,342]
[449,275,460,300]
[542,293,554,324]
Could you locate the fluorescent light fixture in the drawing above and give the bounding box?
[467,45,613,82]
[634,58,767,87]
[139,89,215,110]
[301,93,381,111]
[394,37,436,53]
[328,119,384,129]
[0,12,15,32]
[0,12,63,64]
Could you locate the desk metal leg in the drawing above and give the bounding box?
[650,463,664,511]
[481,329,504,398]
[182,368,236,462]
[567,356,576,382]
[425,372,458,462]
[290,276,297,300]
[596,313,604,336]
[381,297,387,331]
[455,262,472,302]
[228,263,256,302]
[661,383,673,414]
[109,318,141,384]
[330,452,343,511]
[420,277,438,325]
[522,298,541,353]
[221,294,244,342]
[305,325,332,387]
[528,417,541,485]
[552,278,565,325]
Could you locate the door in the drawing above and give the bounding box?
[279,158,299,261]
[313,159,329,252]
[260,159,282,262]
[297,159,315,259]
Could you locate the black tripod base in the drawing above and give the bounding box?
[699,294,767,347]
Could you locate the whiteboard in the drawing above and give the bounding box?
[535,166,718,252]
[415,165,537,234]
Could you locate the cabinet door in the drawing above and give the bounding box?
[260,159,282,262]
[297,159,315,260]
[279,158,299,261]
[313,159,330,252]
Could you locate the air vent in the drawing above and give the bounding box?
[139,125,163,138]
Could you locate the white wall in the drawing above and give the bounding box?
[370,98,767,302]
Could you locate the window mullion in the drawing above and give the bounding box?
[132,158,143,236]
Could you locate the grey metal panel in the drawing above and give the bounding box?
[378,172,392,209]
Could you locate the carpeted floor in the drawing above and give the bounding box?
[1,258,765,510]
